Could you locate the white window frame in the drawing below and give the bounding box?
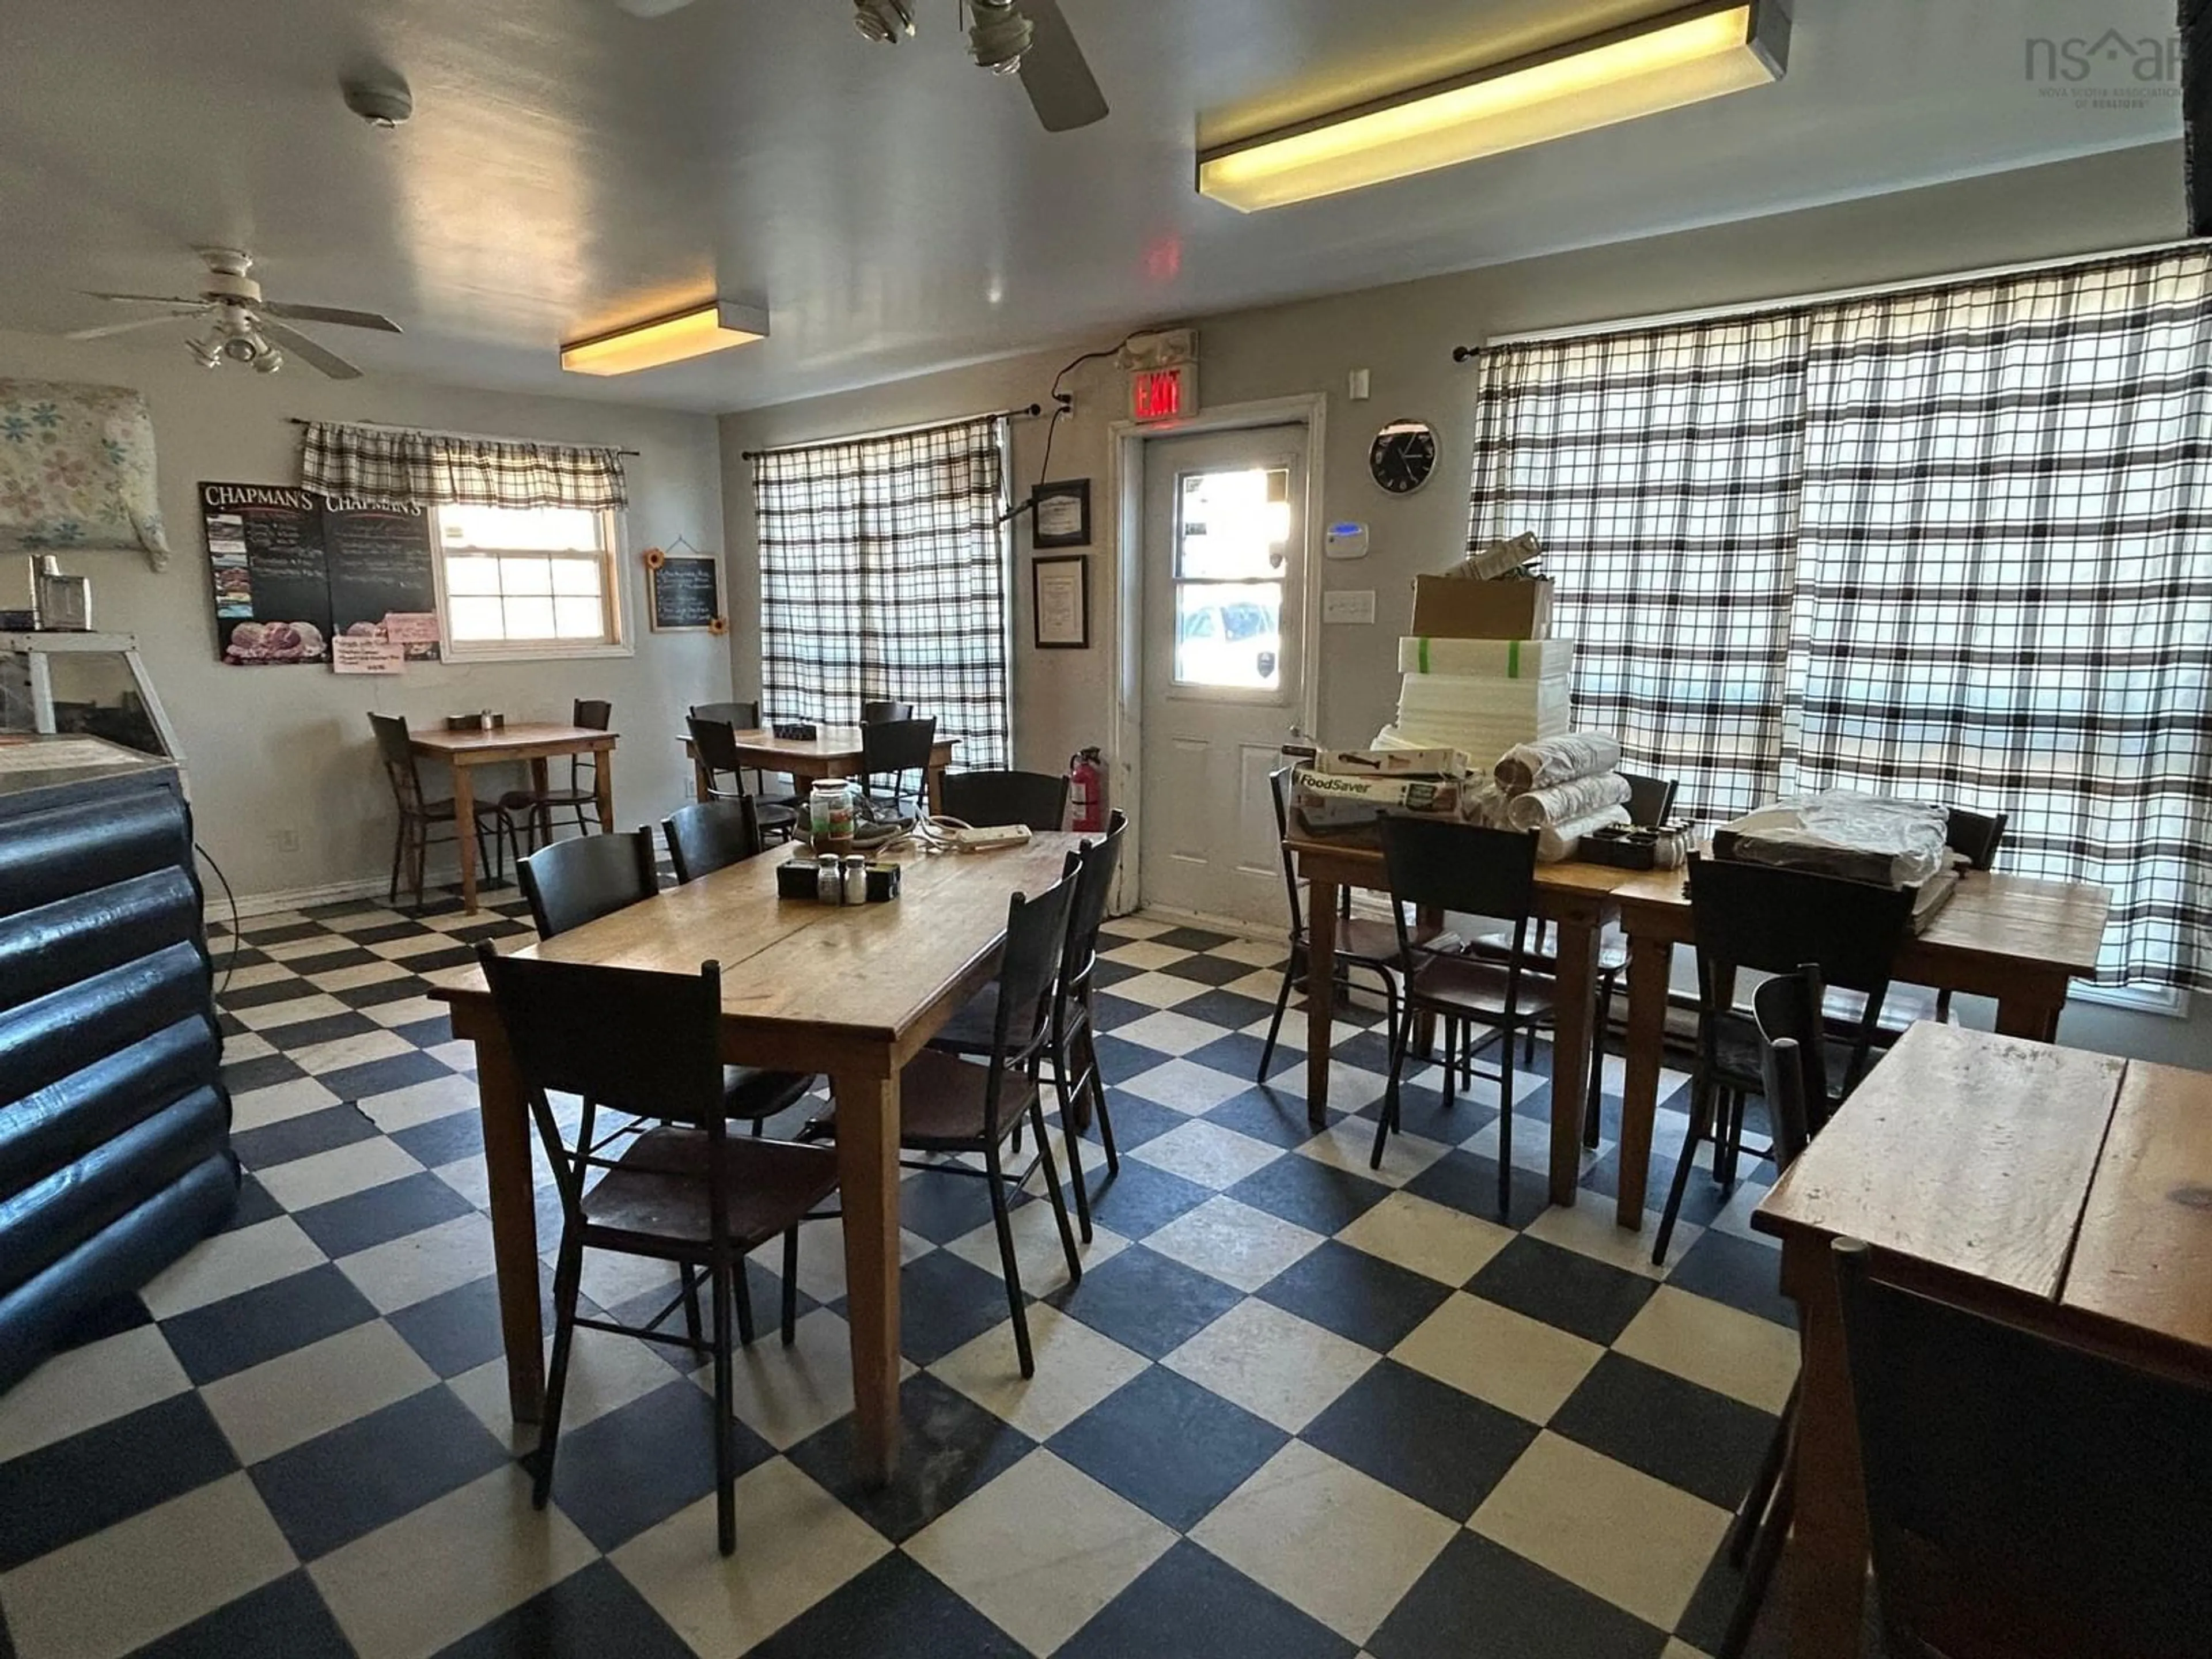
[430,506,634,664]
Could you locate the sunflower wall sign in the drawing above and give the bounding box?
[643,539,724,633]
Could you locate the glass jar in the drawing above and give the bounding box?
[809,779,856,842]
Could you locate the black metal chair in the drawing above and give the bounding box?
[940,769,1069,832]
[369,713,514,912]
[498,698,610,864]
[1945,806,2008,871]
[520,828,815,1137]
[662,797,764,885]
[475,945,839,1558]
[1371,819,1554,1211]
[1623,771,1679,827]
[860,699,914,724]
[929,810,1126,1241]
[1832,1234,2212,1659]
[1843,805,2012,1044]
[858,716,937,819]
[1652,855,1914,1264]
[806,861,1082,1376]
[1715,965,1824,1659]
[1256,766,1452,1084]
[691,700,759,729]
[688,715,799,841]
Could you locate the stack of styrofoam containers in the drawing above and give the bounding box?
[1373,635,1574,764]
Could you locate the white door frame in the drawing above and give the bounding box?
[1106,392,1327,916]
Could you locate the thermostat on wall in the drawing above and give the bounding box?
[1325,521,1370,559]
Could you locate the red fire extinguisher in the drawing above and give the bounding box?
[1068,747,1107,833]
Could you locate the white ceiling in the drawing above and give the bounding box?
[0,0,2179,412]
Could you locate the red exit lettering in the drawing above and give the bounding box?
[1131,366,1185,422]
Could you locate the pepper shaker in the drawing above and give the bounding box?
[815,857,842,903]
[842,854,869,905]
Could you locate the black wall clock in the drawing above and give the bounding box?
[1369,418,1439,495]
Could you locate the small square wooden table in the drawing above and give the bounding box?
[408,723,616,912]
[680,725,959,816]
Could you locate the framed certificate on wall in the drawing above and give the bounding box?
[1032,555,1089,650]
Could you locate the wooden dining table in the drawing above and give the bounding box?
[409,722,617,913]
[1753,1021,2212,1659]
[681,725,960,816]
[1289,833,2111,1222]
[430,832,1083,1484]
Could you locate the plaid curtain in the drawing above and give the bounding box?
[1468,313,1809,821]
[1787,251,2212,989]
[299,422,628,510]
[1467,247,2212,989]
[751,415,1011,768]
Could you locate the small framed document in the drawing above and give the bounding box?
[1031,479,1091,548]
[1032,555,1090,650]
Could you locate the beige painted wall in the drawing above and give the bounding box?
[0,329,729,902]
[719,139,2211,1066]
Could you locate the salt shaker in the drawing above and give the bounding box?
[843,855,869,906]
[815,857,841,903]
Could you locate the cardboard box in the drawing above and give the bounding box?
[1310,747,1463,778]
[1409,576,1554,641]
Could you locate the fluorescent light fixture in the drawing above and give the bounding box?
[559,298,770,375]
[1198,1,1788,213]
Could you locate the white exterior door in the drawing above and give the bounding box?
[1137,424,1308,925]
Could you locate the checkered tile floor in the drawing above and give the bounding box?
[0,889,1801,1659]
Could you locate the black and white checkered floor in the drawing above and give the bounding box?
[0,890,1800,1659]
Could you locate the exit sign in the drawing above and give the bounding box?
[1129,361,1198,423]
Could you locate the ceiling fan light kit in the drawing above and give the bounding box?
[559,298,771,375]
[67,247,400,380]
[1197,0,1788,212]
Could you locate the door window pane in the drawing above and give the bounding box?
[1175,582,1282,689]
[1177,467,1291,580]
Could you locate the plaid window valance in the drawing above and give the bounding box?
[299,422,628,510]
[751,415,1012,770]
[1469,247,2212,990]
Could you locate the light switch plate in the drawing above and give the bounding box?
[1323,589,1377,625]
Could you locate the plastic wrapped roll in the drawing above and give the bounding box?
[1495,733,1624,795]
[1503,771,1631,831]
[1537,804,1631,863]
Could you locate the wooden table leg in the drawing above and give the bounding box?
[453,762,482,914]
[831,1067,904,1485]
[1547,914,1599,1208]
[1304,877,1338,1130]
[475,1025,545,1423]
[1615,934,1673,1229]
[926,762,946,818]
[529,757,551,853]
[592,745,615,835]
[692,749,713,805]
[1781,1233,1870,1659]
[1993,984,2066,1042]
[1410,904,1441,1060]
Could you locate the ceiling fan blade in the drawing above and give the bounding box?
[65,308,208,342]
[1017,0,1108,132]
[259,300,403,334]
[259,320,363,380]
[82,291,204,307]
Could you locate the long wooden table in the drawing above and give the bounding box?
[410,723,616,913]
[1753,1022,2212,1659]
[431,833,1083,1484]
[682,725,959,816]
[1290,836,2111,1222]
[1607,865,2109,1227]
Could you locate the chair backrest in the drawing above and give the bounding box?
[691,700,759,730]
[1945,807,2008,872]
[1832,1237,2212,1659]
[1380,817,1540,927]
[860,716,937,781]
[1267,766,1308,941]
[518,827,660,940]
[368,712,426,812]
[1062,809,1127,988]
[574,698,612,732]
[1623,772,1679,827]
[686,714,749,787]
[940,768,1069,832]
[860,699,914,725]
[662,797,763,884]
[988,859,1078,1065]
[1751,966,1827,1164]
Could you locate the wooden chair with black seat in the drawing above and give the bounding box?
[368,712,516,912]
[687,715,799,843]
[497,697,610,866]
[1256,766,1455,1085]
[1651,855,1915,1264]
[661,796,764,885]
[1370,819,1557,1213]
[474,944,839,1558]
[1831,1233,2212,1659]
[518,828,817,1139]
[927,810,1126,1241]
[939,769,1070,833]
[804,858,1084,1377]
[857,715,937,820]
[859,698,914,724]
[1714,964,1824,1659]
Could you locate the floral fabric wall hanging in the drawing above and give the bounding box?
[0,380,170,569]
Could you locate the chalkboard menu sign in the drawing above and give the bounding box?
[200,482,442,666]
[650,553,722,632]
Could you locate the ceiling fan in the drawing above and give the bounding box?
[616,0,1108,133]
[66,247,402,380]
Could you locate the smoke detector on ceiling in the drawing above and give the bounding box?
[342,74,414,130]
